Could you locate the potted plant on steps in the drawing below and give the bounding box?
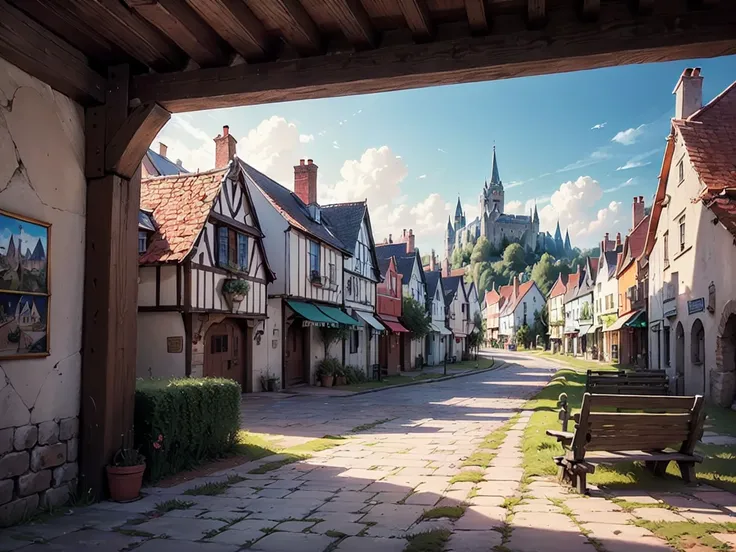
[260,369,281,392]
[222,278,250,312]
[107,448,146,502]
[335,365,347,386]
[316,358,339,388]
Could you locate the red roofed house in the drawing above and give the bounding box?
[486,283,513,345]
[137,138,275,391]
[499,276,544,345]
[547,273,568,353]
[646,68,736,405]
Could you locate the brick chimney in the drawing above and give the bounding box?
[442,256,450,277]
[214,125,237,168]
[601,232,614,253]
[429,249,436,272]
[158,142,168,158]
[632,196,645,228]
[399,228,416,254]
[294,159,318,205]
[615,232,622,248]
[513,274,520,299]
[673,68,703,120]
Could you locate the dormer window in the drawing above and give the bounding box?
[138,231,148,254]
[217,226,249,272]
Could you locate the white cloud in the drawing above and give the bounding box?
[506,180,524,189]
[437,148,447,154]
[538,176,624,247]
[616,148,661,171]
[612,124,646,145]
[505,196,550,216]
[418,174,427,179]
[332,141,340,149]
[591,122,607,130]
[557,148,611,173]
[299,134,314,143]
[616,160,650,171]
[604,178,636,193]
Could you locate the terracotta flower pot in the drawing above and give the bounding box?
[336,376,347,386]
[320,375,334,388]
[107,464,146,502]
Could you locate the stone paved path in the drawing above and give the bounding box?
[3,351,736,551]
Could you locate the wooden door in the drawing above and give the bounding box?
[284,324,306,387]
[204,320,244,388]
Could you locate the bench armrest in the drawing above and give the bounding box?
[546,429,574,443]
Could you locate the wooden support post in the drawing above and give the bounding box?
[79,65,170,499]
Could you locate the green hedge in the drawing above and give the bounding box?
[134,377,241,482]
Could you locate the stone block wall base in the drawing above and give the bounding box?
[710,370,736,407]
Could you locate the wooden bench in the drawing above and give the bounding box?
[546,393,705,494]
[585,369,669,395]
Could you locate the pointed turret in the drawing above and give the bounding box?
[533,203,539,224]
[454,197,463,218]
[490,146,501,186]
[564,230,571,251]
[554,221,562,241]
[446,216,453,232]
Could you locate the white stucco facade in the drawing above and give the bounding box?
[500,284,544,339]
[0,58,85,519]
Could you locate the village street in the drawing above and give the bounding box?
[3,352,734,551]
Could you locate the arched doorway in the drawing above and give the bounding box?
[675,322,685,395]
[204,320,246,389]
[719,314,736,405]
[690,319,705,395]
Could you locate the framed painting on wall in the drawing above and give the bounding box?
[0,210,50,359]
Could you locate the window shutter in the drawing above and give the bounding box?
[218,227,229,267]
[229,229,237,268]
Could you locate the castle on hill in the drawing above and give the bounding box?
[444,146,573,263]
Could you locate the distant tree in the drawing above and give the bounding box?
[471,237,492,264]
[516,324,531,348]
[477,266,494,294]
[462,241,474,263]
[451,248,465,269]
[503,243,526,273]
[530,310,548,349]
[500,235,511,252]
[531,253,557,296]
[401,296,432,339]
[470,261,489,290]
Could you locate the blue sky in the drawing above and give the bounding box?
[155,54,736,255]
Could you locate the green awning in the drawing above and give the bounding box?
[625,309,647,329]
[317,305,360,326]
[286,300,338,326]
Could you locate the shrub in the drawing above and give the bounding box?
[344,365,368,384]
[316,357,341,378]
[134,377,241,482]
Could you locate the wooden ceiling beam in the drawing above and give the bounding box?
[251,0,322,55]
[131,4,736,113]
[184,0,272,61]
[125,0,231,67]
[528,0,546,28]
[321,0,376,50]
[0,1,105,104]
[579,0,600,21]
[71,0,186,72]
[398,0,433,40]
[465,0,489,33]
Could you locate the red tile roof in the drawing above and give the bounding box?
[674,81,736,193]
[485,289,501,306]
[500,281,536,316]
[449,267,466,277]
[703,188,736,239]
[548,273,568,298]
[499,284,513,301]
[588,257,599,275]
[139,168,228,264]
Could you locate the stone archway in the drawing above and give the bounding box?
[713,300,736,407]
[675,322,685,396]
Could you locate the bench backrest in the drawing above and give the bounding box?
[571,393,705,460]
[585,370,669,395]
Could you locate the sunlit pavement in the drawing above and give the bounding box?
[3,351,733,551]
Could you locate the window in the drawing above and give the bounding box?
[663,231,669,266]
[678,215,686,252]
[138,231,148,254]
[309,240,321,278]
[691,319,705,364]
[211,335,228,353]
[329,263,336,283]
[217,226,249,271]
[663,327,671,366]
[677,160,684,183]
[350,330,359,354]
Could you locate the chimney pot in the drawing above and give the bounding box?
[300,159,305,166]
[674,67,704,119]
[513,275,520,298]
[159,142,168,158]
[307,159,313,165]
[389,233,393,243]
[214,125,237,168]
[294,158,318,204]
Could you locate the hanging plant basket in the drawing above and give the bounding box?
[222,279,250,312]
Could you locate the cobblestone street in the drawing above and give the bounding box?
[2,352,736,551]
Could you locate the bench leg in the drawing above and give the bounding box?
[575,471,588,494]
[654,460,669,477]
[677,461,697,484]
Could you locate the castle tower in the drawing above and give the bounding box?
[487,146,504,214]
[453,197,465,230]
[445,216,455,261]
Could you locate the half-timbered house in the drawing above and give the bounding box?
[443,275,470,360]
[137,160,274,392]
[321,202,384,376]
[424,270,451,365]
[376,256,409,375]
[244,158,360,388]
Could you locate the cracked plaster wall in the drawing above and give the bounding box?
[0,58,85,523]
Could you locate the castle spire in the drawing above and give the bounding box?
[490,145,501,187]
[554,220,562,241]
[533,203,539,223]
[564,229,571,251]
[446,216,453,232]
[454,196,463,218]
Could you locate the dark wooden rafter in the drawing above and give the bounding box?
[322,0,376,49]
[131,3,736,112]
[250,0,322,55]
[527,0,546,27]
[184,0,272,60]
[464,0,489,33]
[397,0,433,40]
[81,65,170,498]
[0,1,105,104]
[70,0,186,71]
[579,0,600,21]
[125,0,231,67]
